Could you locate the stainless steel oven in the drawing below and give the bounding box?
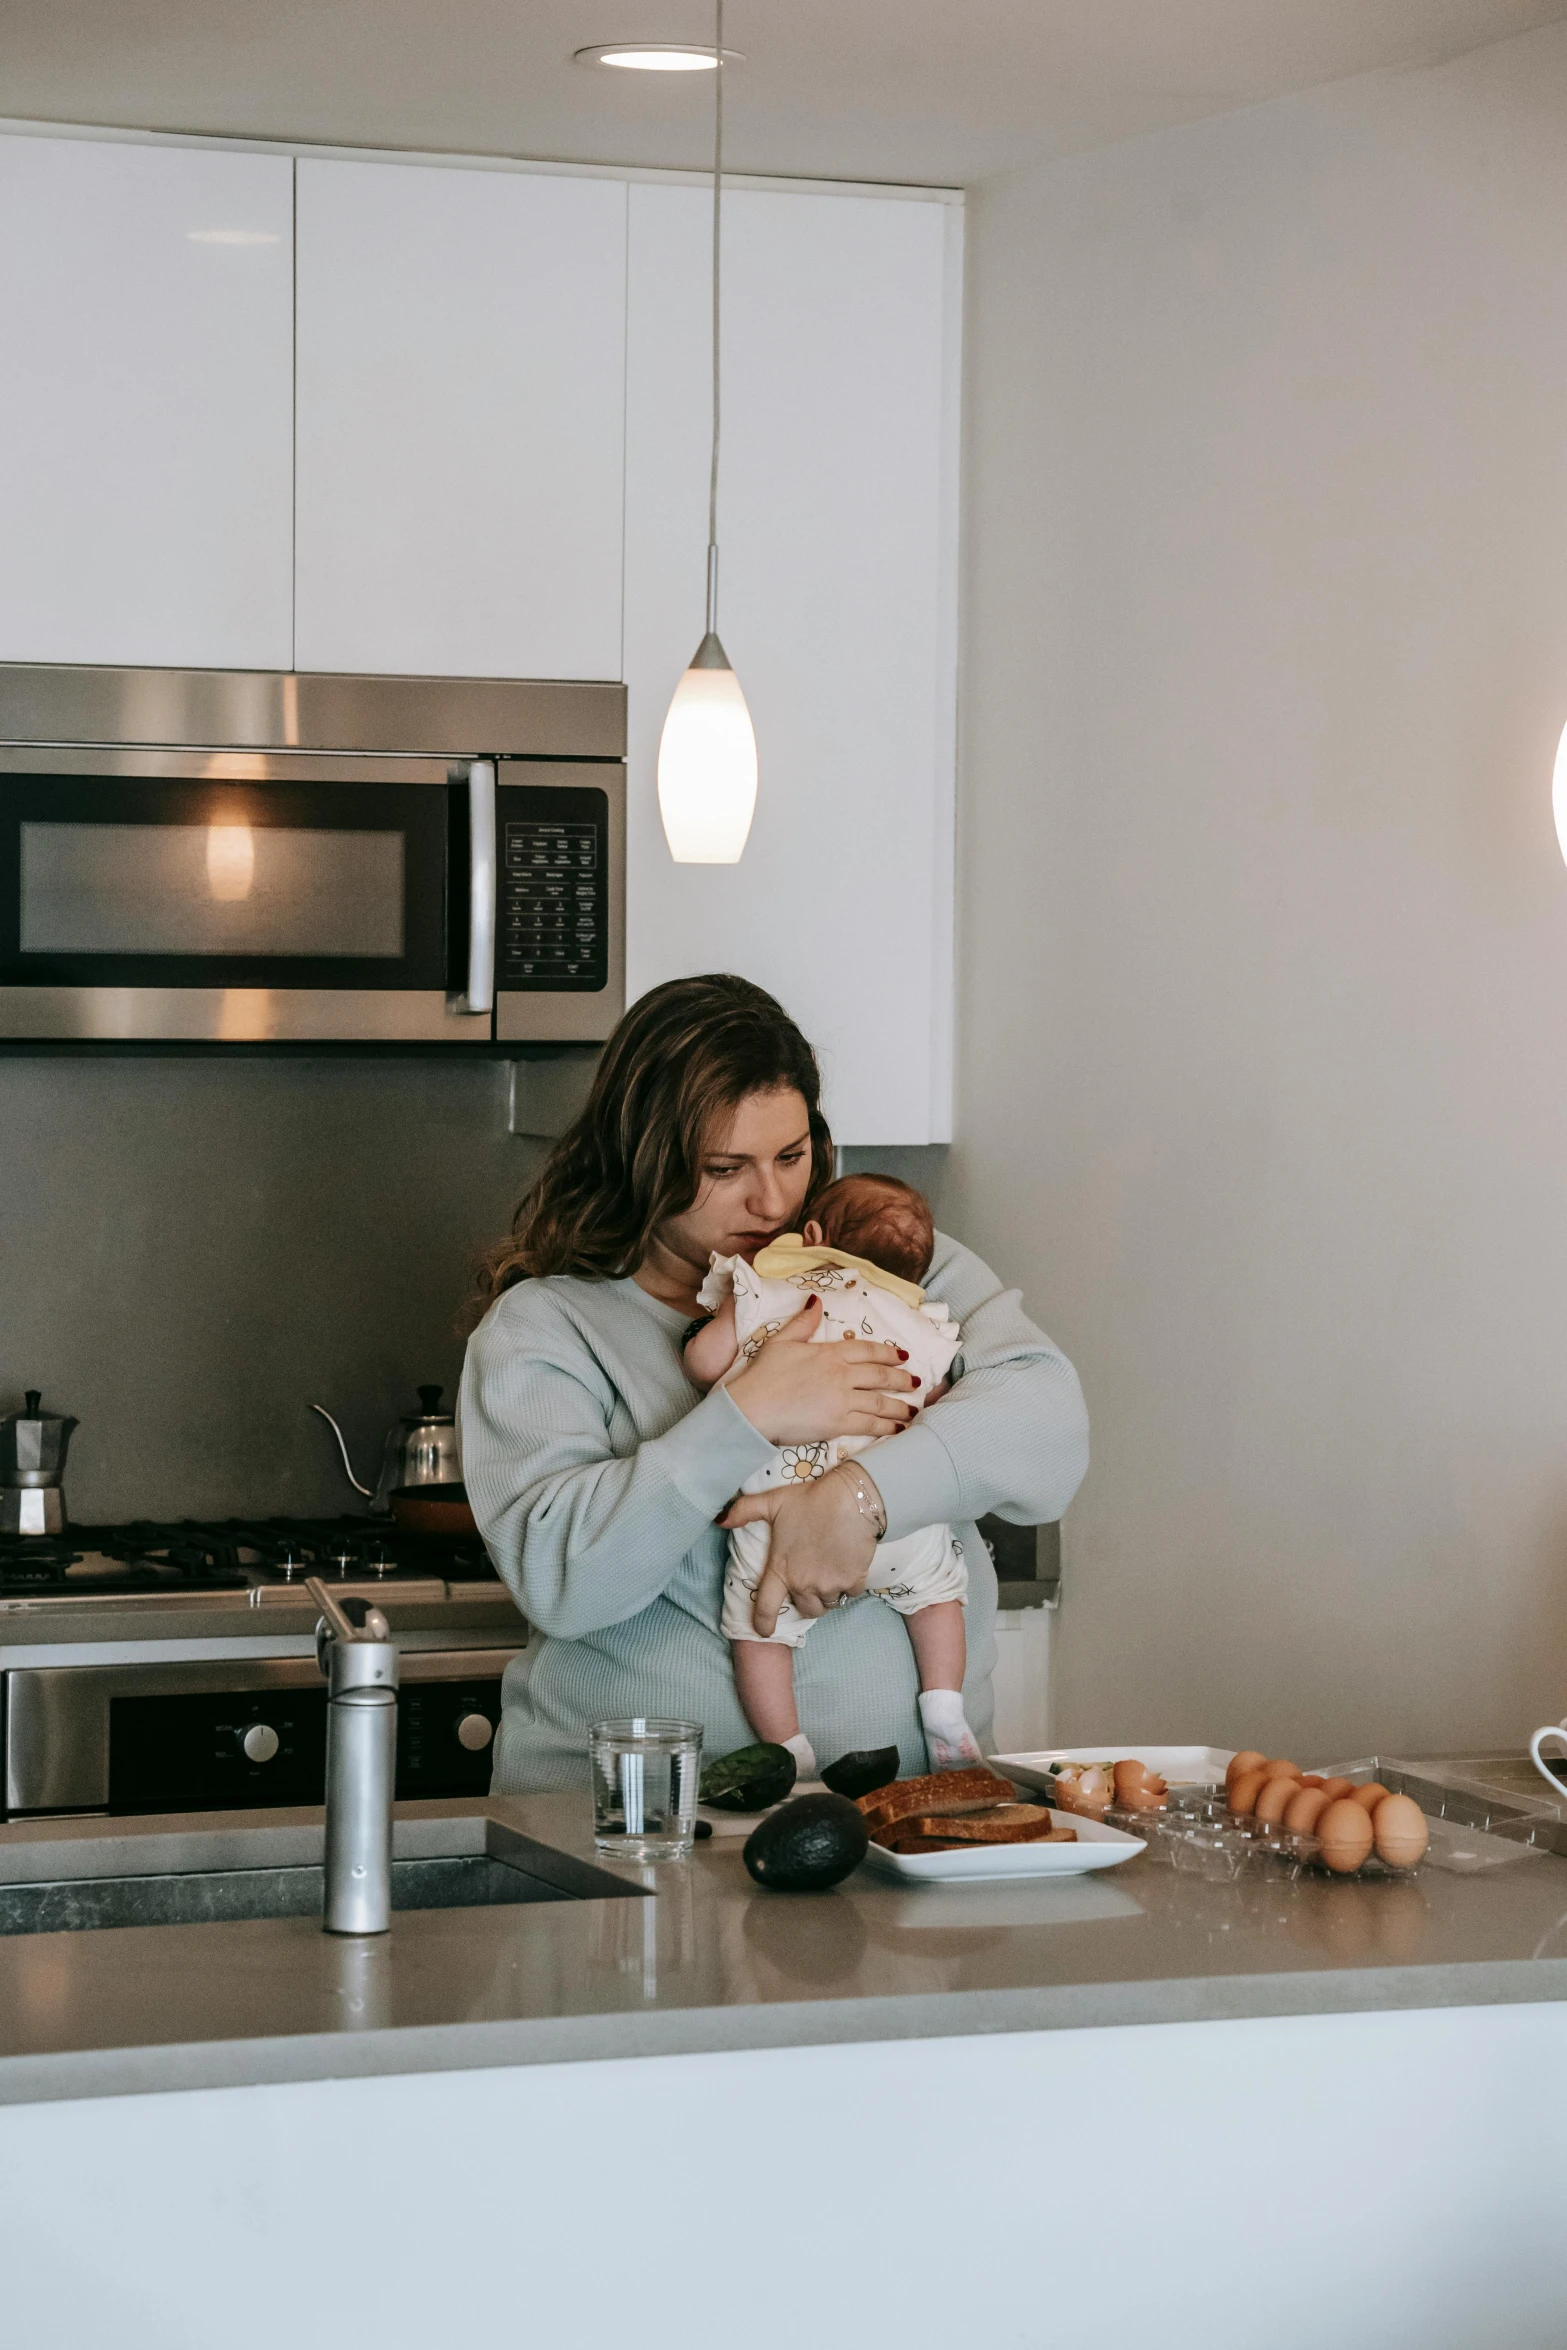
[0,664,625,1044]
[4,1648,522,1817]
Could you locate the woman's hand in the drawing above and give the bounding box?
[724,1294,919,1445]
[720,1464,884,1634]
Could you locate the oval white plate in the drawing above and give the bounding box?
[992,1744,1236,1798]
[858,1810,1146,1882]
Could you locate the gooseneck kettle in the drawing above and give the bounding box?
[310,1386,475,1535]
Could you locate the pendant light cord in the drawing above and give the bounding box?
[706,0,724,634]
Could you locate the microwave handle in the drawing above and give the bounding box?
[457,759,496,1014]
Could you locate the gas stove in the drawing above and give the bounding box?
[0,1516,523,1819]
[0,1515,503,1606]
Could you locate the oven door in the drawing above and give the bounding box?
[0,748,492,1043]
[2,1649,519,1816]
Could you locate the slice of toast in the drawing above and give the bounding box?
[901,1807,1069,1846]
[855,1767,1013,1832]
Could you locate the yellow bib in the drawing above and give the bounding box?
[750,1234,926,1312]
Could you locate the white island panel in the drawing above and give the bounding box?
[2,2008,1563,2346]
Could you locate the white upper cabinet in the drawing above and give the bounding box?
[294,162,627,681]
[624,184,960,1144]
[0,134,294,671]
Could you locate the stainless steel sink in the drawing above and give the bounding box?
[0,1810,647,1936]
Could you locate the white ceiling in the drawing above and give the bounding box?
[2,0,1564,188]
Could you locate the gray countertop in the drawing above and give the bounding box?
[5,1775,1567,2109]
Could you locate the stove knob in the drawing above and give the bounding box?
[456,1712,494,1753]
[241,1723,281,1764]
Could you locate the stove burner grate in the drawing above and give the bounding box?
[0,1514,498,1597]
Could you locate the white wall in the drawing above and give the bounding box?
[952,21,1567,1756]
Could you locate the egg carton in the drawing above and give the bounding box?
[1112,1761,1545,1880]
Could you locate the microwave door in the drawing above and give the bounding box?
[0,766,492,1043]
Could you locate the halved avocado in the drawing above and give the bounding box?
[699,1741,798,1812]
[743,1793,870,1891]
[820,1746,900,1801]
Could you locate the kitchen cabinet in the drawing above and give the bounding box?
[0,132,959,1136]
[0,133,294,671]
[624,182,961,1145]
[294,161,627,682]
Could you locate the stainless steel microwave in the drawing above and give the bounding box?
[0,664,626,1045]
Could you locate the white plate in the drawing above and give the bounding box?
[858,1810,1146,1882]
[991,1744,1236,1798]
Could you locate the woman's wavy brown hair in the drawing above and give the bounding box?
[475,975,835,1303]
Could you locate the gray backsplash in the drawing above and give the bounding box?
[0,1053,947,1526]
[0,1057,545,1523]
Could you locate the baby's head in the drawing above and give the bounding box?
[804,1173,933,1288]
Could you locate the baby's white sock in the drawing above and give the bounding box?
[782,1731,818,1780]
[918,1689,983,1771]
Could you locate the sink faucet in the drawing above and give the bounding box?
[308,1577,399,1936]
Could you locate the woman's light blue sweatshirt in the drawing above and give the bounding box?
[459,1233,1089,1792]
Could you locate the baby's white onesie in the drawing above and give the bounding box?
[697,1243,964,1651]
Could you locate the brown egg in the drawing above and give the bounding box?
[1371,1793,1429,1870]
[1316,1799,1375,1874]
[1228,1771,1268,1816]
[1284,1785,1332,1835]
[1254,1776,1302,1825]
[1350,1782,1390,1814]
[1316,1777,1357,1802]
[1300,1774,1327,1790]
[1261,1759,1303,1782]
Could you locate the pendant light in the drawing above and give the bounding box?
[657,0,758,864]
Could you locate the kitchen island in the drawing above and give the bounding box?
[2,1781,1566,2348]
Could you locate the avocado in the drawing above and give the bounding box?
[820,1746,900,1801]
[743,1793,870,1891]
[699,1740,798,1812]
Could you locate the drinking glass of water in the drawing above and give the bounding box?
[589,1718,703,1860]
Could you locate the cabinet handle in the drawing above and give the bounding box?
[458,758,496,1014]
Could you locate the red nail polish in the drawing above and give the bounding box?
[910,1374,922,1388]
[896,1349,909,1362]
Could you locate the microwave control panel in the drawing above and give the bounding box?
[496,782,610,993]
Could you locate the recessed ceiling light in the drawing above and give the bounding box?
[573,43,742,72]
[187,229,281,246]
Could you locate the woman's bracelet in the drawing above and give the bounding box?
[833,1463,887,1541]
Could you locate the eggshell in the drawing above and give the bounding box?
[1284,1785,1332,1835]
[1317,1777,1357,1802]
[1113,1759,1168,1811]
[1350,1782,1390,1814]
[1371,1793,1429,1870]
[1316,1799,1375,1874]
[1254,1775,1301,1825]
[1225,1751,1268,1788]
[1261,1759,1303,1782]
[1228,1771,1268,1816]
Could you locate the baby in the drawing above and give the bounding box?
[684,1172,983,1777]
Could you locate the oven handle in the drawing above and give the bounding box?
[457,758,496,1014]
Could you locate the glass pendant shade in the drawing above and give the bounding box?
[1554,719,1567,868]
[657,632,758,863]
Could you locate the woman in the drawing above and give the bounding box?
[460,975,1089,1792]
